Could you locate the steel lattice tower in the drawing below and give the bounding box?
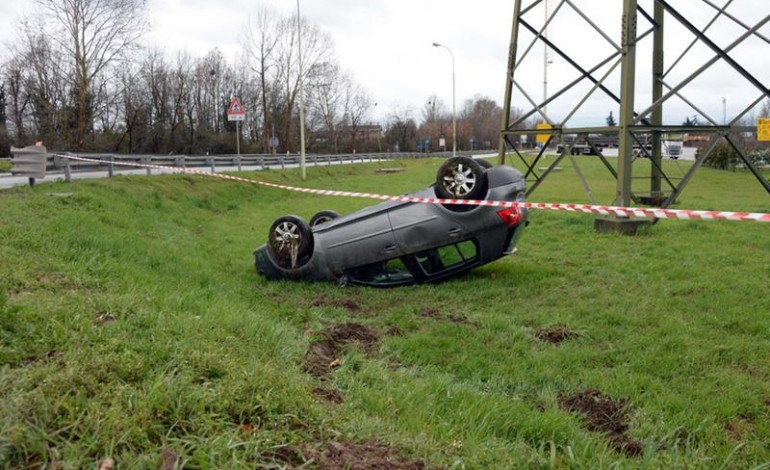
[498,0,770,231]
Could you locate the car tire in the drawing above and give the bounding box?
[267,215,314,269]
[435,156,487,200]
[475,158,493,169]
[310,210,340,227]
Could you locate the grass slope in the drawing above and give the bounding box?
[1,157,769,468]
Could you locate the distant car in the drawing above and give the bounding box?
[254,156,528,287]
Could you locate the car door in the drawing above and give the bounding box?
[388,200,467,255]
[318,205,402,272]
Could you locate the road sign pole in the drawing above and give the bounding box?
[227,96,246,159]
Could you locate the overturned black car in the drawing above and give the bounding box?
[254,156,528,287]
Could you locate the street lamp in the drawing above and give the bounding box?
[721,96,727,125]
[432,42,456,157]
[296,0,307,180]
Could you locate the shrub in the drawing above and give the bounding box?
[703,142,742,170]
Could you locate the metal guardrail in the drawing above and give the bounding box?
[0,151,493,189]
[9,151,480,180]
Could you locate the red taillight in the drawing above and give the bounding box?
[497,207,522,227]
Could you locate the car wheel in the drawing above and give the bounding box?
[309,210,340,227]
[435,156,487,200]
[267,215,314,269]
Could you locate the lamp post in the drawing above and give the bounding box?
[296,0,307,180]
[721,96,726,125]
[432,42,456,157]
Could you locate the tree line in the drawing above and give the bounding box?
[0,1,522,159]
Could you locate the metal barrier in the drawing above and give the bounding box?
[1,151,481,182]
[10,145,48,187]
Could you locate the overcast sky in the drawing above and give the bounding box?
[1,1,769,127]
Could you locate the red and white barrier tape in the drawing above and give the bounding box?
[53,154,770,223]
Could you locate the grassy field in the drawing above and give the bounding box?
[1,156,769,469]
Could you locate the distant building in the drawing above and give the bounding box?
[345,124,382,142]
[683,133,710,148]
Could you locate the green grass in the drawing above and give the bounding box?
[1,156,769,468]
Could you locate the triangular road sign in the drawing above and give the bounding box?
[227,97,246,116]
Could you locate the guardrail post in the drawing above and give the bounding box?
[280,153,285,169]
[143,156,151,175]
[313,155,318,166]
[237,155,242,172]
[63,155,71,182]
[208,156,215,173]
[327,155,332,166]
[108,155,114,178]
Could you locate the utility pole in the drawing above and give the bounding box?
[296,0,307,180]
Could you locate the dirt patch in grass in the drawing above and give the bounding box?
[559,389,644,457]
[301,441,429,470]
[311,296,362,313]
[536,325,580,344]
[93,311,117,326]
[22,349,62,367]
[313,387,345,404]
[420,307,441,319]
[303,322,380,378]
[726,415,754,441]
[420,307,480,328]
[386,326,405,336]
[159,448,178,470]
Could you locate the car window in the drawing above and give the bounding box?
[347,258,414,285]
[415,240,478,275]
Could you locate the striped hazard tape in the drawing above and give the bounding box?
[53,154,770,223]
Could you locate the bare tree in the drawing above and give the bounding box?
[0,81,9,158]
[421,95,446,124]
[0,3,395,155]
[244,7,282,153]
[115,65,148,152]
[418,96,450,150]
[342,79,373,152]
[33,0,148,150]
[273,14,333,152]
[385,106,417,152]
[16,28,70,148]
[2,57,33,144]
[306,61,344,153]
[460,95,503,150]
[760,98,770,118]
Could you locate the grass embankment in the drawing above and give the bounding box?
[1,157,769,468]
